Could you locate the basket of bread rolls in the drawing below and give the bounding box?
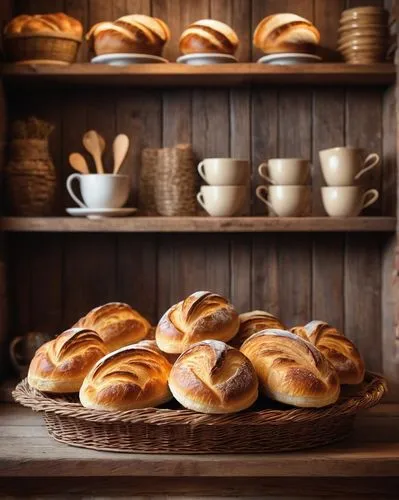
[13,292,386,454]
[3,13,83,65]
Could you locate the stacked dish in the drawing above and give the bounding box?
[338,6,389,64]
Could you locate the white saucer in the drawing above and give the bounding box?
[91,53,168,66]
[66,207,137,219]
[257,53,322,65]
[176,53,237,65]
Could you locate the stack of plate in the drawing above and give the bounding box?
[338,6,389,64]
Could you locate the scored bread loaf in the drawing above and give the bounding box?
[291,321,365,385]
[28,328,107,393]
[253,13,320,54]
[241,329,340,408]
[75,302,151,352]
[169,340,258,413]
[156,291,240,354]
[179,19,239,55]
[80,340,172,411]
[86,14,170,56]
[231,310,285,348]
[4,13,83,38]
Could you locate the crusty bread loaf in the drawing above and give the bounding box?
[241,329,340,408]
[80,340,172,411]
[28,328,107,393]
[169,340,258,413]
[253,13,320,54]
[156,291,240,354]
[86,14,170,56]
[4,13,83,38]
[179,19,239,55]
[75,302,151,352]
[291,321,365,385]
[231,310,285,348]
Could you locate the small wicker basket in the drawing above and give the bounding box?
[13,372,386,454]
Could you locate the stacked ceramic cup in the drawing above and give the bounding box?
[338,6,389,64]
[196,158,250,216]
[320,147,380,217]
[255,158,311,217]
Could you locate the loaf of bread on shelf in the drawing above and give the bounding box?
[28,328,107,393]
[4,13,83,38]
[169,340,258,413]
[241,329,340,407]
[253,13,320,54]
[231,310,285,348]
[156,291,240,354]
[80,340,172,411]
[291,321,365,385]
[179,19,239,55]
[75,302,151,353]
[86,14,170,56]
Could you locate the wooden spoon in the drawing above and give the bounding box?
[69,152,89,174]
[82,130,105,174]
[112,134,130,174]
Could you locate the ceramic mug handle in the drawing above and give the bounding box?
[197,161,208,183]
[196,192,207,210]
[9,336,25,372]
[354,153,380,180]
[257,163,274,184]
[361,189,379,210]
[255,186,273,209]
[66,173,86,208]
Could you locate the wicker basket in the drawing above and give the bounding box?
[4,32,82,65]
[13,372,386,454]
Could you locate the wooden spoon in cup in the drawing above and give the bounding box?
[69,152,89,174]
[112,134,130,174]
[83,130,105,174]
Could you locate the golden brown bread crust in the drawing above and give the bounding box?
[86,14,171,56]
[156,291,240,354]
[291,321,365,385]
[75,302,151,353]
[231,310,285,348]
[28,328,107,393]
[169,340,258,413]
[4,13,83,38]
[179,19,239,55]
[79,340,172,411]
[240,329,340,408]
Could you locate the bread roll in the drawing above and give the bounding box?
[86,14,170,56]
[253,13,320,54]
[75,302,151,352]
[291,321,365,385]
[156,291,240,354]
[28,328,107,393]
[80,340,172,411]
[241,329,340,408]
[169,340,258,413]
[179,19,239,55]
[4,13,83,38]
[231,310,285,347]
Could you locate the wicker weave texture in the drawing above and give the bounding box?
[4,35,80,64]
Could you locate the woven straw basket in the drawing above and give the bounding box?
[13,372,386,454]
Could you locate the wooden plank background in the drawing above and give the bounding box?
[2,0,397,396]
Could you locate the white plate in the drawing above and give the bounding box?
[176,53,238,65]
[91,53,168,65]
[66,207,137,220]
[257,53,322,65]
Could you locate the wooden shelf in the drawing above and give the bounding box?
[0,216,395,233]
[1,63,395,87]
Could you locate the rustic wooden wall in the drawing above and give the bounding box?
[2,0,397,394]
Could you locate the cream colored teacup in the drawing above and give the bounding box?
[67,173,130,209]
[258,158,310,185]
[197,158,250,186]
[321,186,379,217]
[197,185,246,216]
[256,185,311,217]
[319,147,380,186]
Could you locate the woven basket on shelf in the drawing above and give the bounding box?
[13,372,386,454]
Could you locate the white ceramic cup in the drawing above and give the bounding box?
[258,158,310,185]
[197,158,250,186]
[66,173,130,209]
[196,185,246,216]
[319,147,380,186]
[321,186,379,217]
[255,185,311,217]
